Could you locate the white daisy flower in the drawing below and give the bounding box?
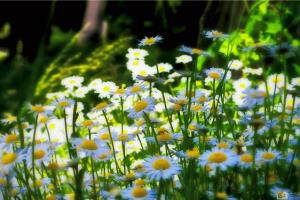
[205,68,225,81]
[61,76,84,89]
[256,149,281,164]
[243,67,263,76]
[238,153,254,168]
[128,97,155,119]
[73,86,89,98]
[204,30,228,40]
[199,148,238,170]
[233,78,251,92]
[156,63,173,73]
[242,88,267,108]
[126,84,147,97]
[270,186,295,200]
[26,142,56,167]
[0,134,19,151]
[52,98,75,109]
[122,186,156,200]
[95,81,117,98]
[126,48,149,60]
[0,151,25,173]
[127,59,148,71]
[138,35,163,46]
[228,60,243,70]
[143,156,180,180]
[88,78,103,91]
[131,66,156,80]
[175,55,192,64]
[267,73,285,90]
[71,138,108,158]
[291,77,300,86]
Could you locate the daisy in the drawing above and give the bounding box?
[270,186,295,200]
[185,148,201,159]
[228,59,243,70]
[156,63,173,73]
[148,128,182,144]
[192,90,210,104]
[98,129,117,142]
[122,186,156,200]
[95,81,117,98]
[61,76,84,89]
[238,153,254,168]
[203,30,228,40]
[126,48,149,60]
[0,113,17,124]
[128,97,155,119]
[74,86,90,98]
[30,178,51,190]
[26,142,56,167]
[267,74,285,90]
[178,45,209,56]
[100,186,122,199]
[0,151,25,173]
[52,98,75,109]
[0,133,19,151]
[127,59,147,72]
[72,138,108,158]
[233,78,251,92]
[205,68,225,81]
[88,78,103,91]
[256,149,281,164]
[93,101,113,112]
[126,84,147,96]
[243,67,263,76]
[291,77,300,86]
[143,156,180,180]
[93,149,113,162]
[132,66,156,80]
[199,148,238,170]
[138,35,162,46]
[78,119,99,129]
[242,88,267,108]
[175,55,192,64]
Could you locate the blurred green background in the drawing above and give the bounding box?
[0,0,299,116]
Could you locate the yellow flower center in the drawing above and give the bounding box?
[39,115,49,123]
[250,91,267,98]
[172,104,182,111]
[118,134,129,141]
[81,140,98,150]
[139,70,147,76]
[192,48,202,54]
[131,86,141,93]
[58,101,69,107]
[152,158,171,170]
[116,88,125,95]
[135,179,146,186]
[186,148,200,159]
[95,102,108,110]
[98,153,108,160]
[213,31,223,37]
[34,149,46,159]
[100,132,110,141]
[188,124,197,131]
[208,152,228,163]
[5,134,18,144]
[133,52,141,57]
[32,105,45,113]
[81,120,94,127]
[191,105,203,112]
[134,100,148,112]
[262,152,275,160]
[0,178,7,186]
[125,172,135,180]
[48,162,60,170]
[217,142,229,149]
[157,133,173,142]
[33,179,43,188]
[240,154,253,163]
[209,72,221,79]
[131,186,148,198]
[103,86,111,92]
[216,192,228,199]
[144,37,156,45]
[46,195,56,200]
[2,153,17,165]
[176,99,188,105]
[197,96,207,103]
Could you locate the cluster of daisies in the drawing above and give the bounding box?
[0,33,299,200]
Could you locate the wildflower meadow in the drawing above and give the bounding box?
[0,31,299,200]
